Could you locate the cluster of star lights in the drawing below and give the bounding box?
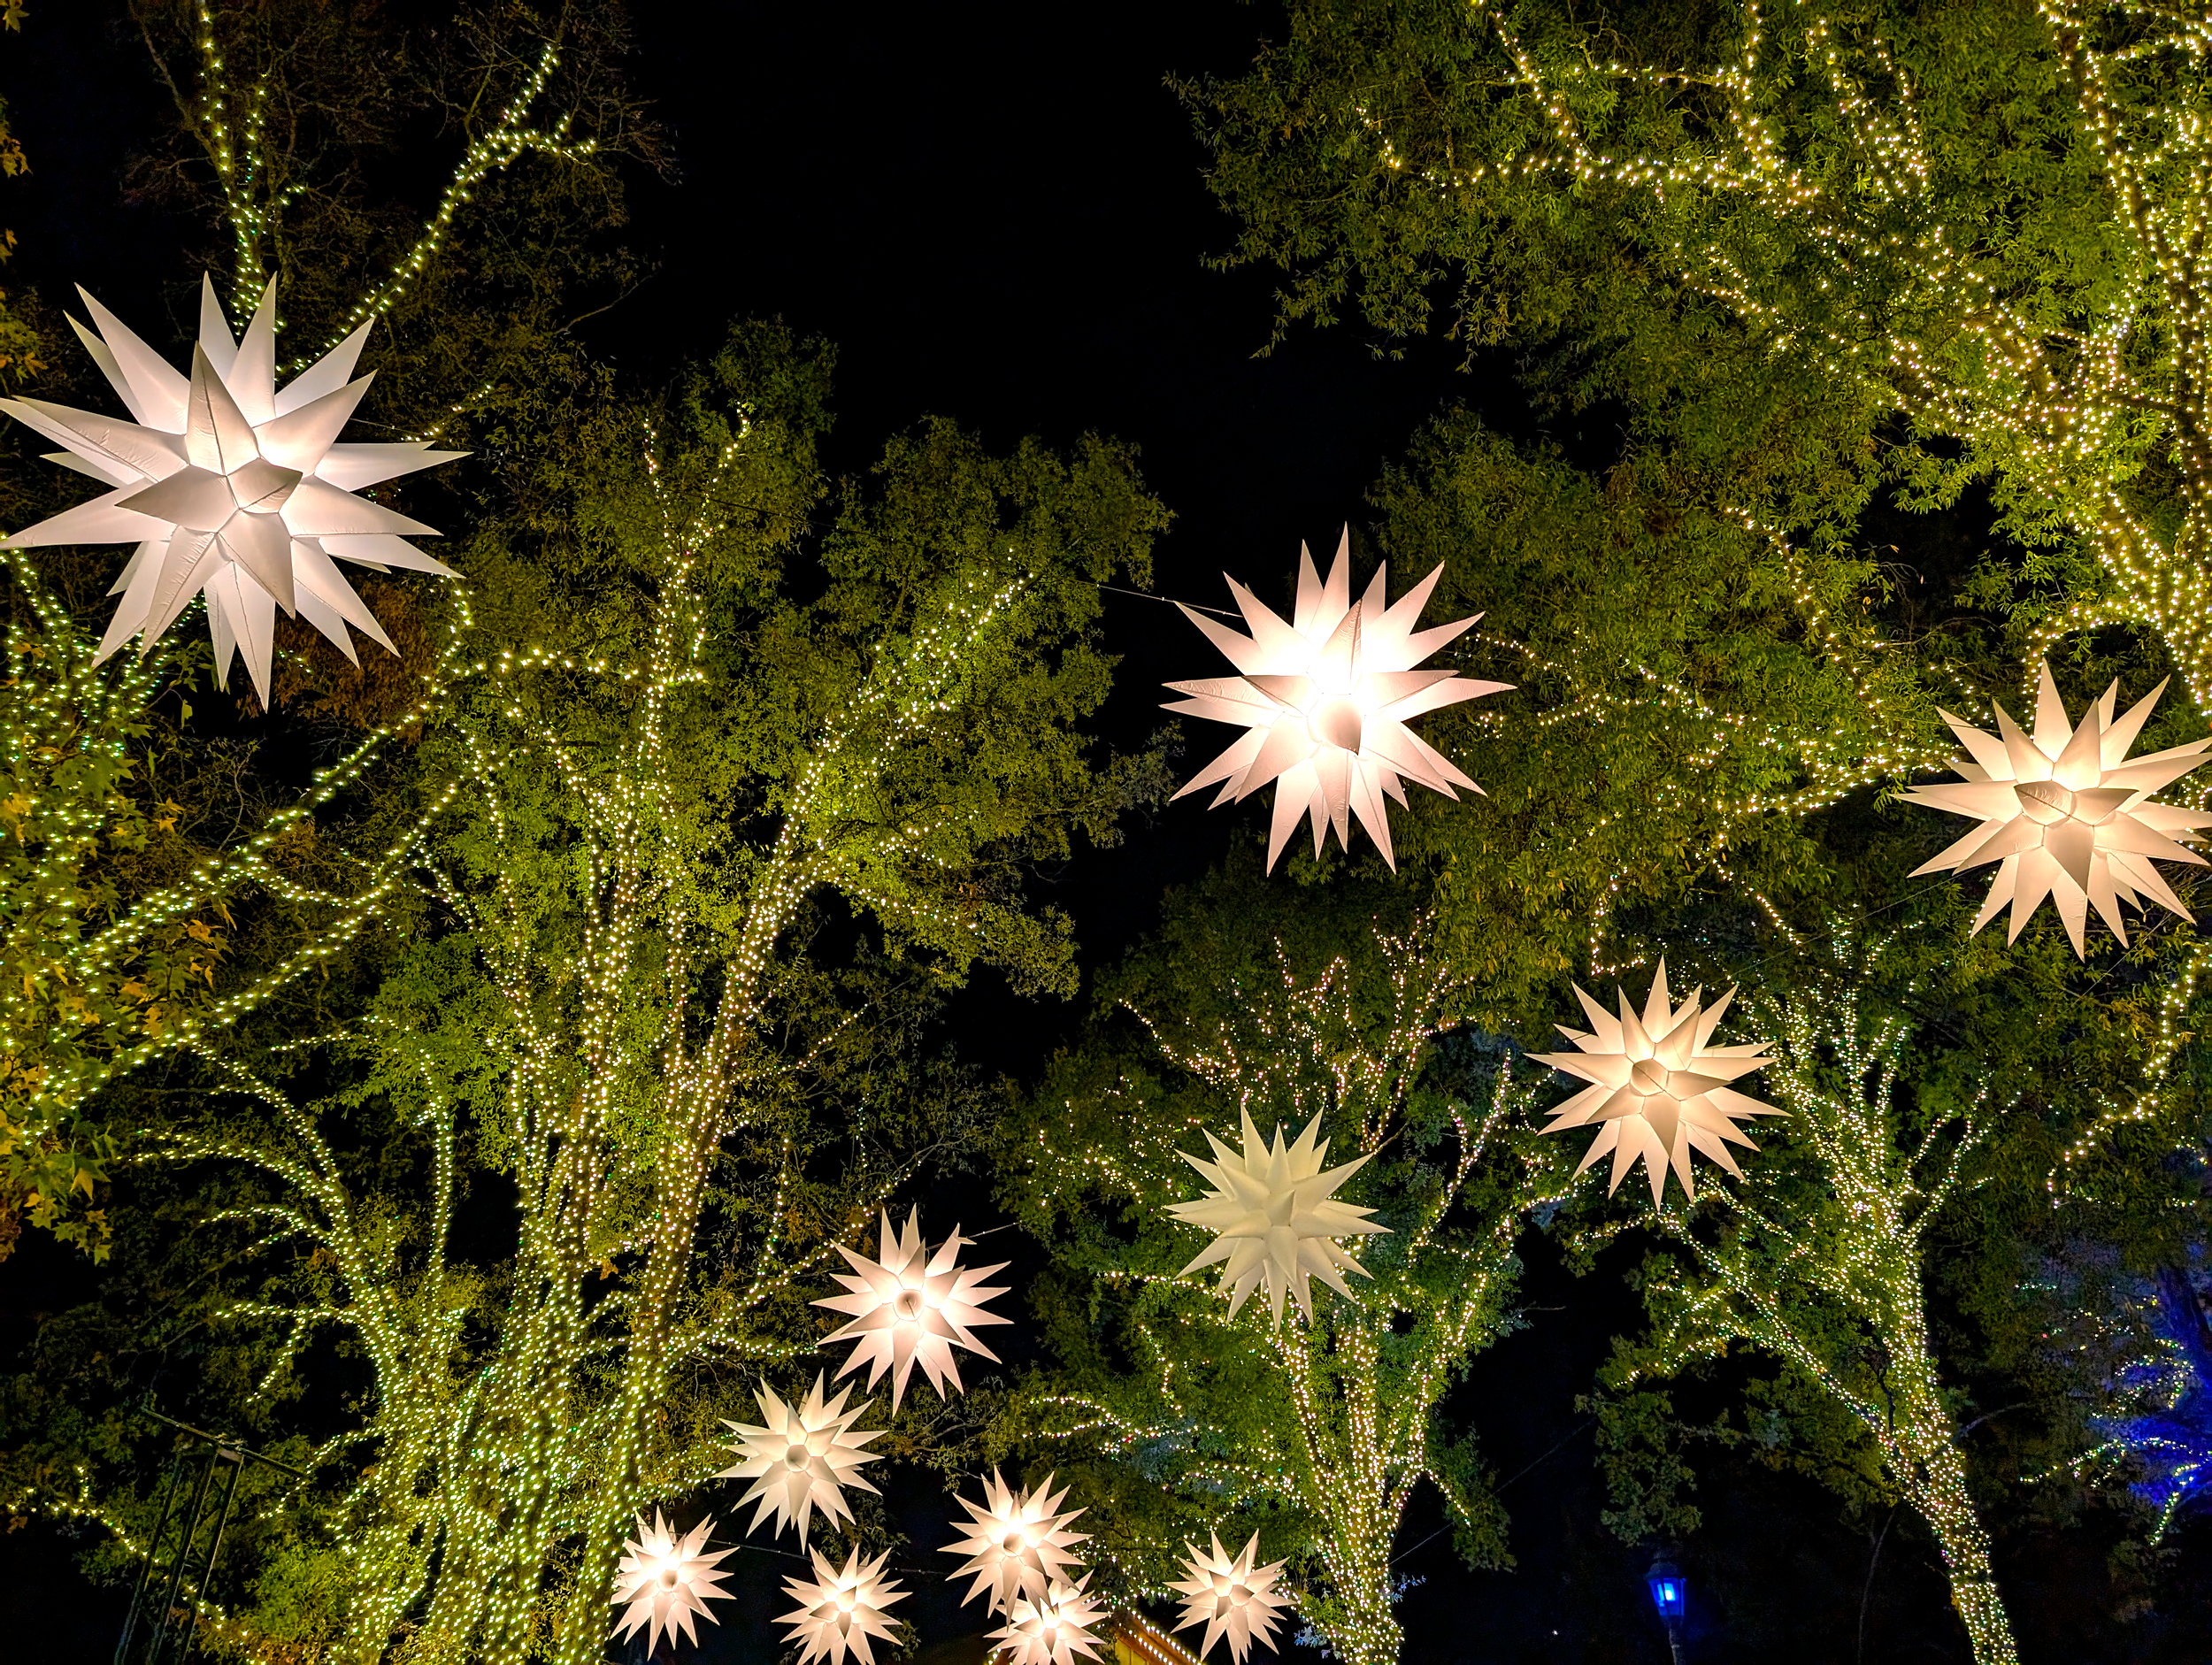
[0,276,462,703]
[1902,662,2211,958]
[1164,528,1508,869]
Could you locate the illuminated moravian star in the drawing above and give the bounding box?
[1164,526,1509,870]
[1901,661,2212,957]
[0,275,462,704]
[775,1545,910,1665]
[1166,1110,1388,1326]
[814,1208,1011,1409]
[610,1508,735,1654]
[987,1576,1110,1665]
[943,1469,1090,1615]
[718,1373,885,1546]
[1532,962,1779,1208]
[1168,1531,1294,1663]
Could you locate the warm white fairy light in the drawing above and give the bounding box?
[1169,1531,1293,1662]
[1901,662,2210,957]
[776,1545,910,1665]
[1164,527,1508,868]
[1533,961,1780,1207]
[0,274,462,702]
[1167,1109,1387,1325]
[611,1508,735,1654]
[814,1208,1011,1408]
[718,1373,885,1546]
[943,1469,1090,1615]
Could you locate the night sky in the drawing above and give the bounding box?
[0,5,2201,1663]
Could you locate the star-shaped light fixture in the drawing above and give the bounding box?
[1532,962,1779,1207]
[776,1545,910,1665]
[1168,1531,1294,1663]
[1164,527,1509,869]
[987,1576,1110,1665]
[0,276,461,703]
[943,1469,1090,1615]
[1901,662,2212,956]
[718,1373,885,1546]
[611,1508,735,1654]
[814,1208,1011,1409]
[1167,1109,1388,1325]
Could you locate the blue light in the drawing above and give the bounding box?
[1646,1556,1686,1621]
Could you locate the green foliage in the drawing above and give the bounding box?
[1187,0,2212,696]
[999,867,1576,1665]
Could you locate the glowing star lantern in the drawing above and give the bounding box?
[718,1373,886,1546]
[987,1577,1110,1665]
[1164,527,1509,871]
[0,275,462,704]
[944,1469,1090,1615]
[1901,662,2212,957]
[611,1508,734,1654]
[776,1546,910,1665]
[1169,1531,1294,1663]
[1532,962,1780,1208]
[814,1208,1011,1409]
[1166,1109,1388,1326]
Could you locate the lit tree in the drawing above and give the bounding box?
[1589,939,2021,1665]
[0,0,651,1256]
[1002,876,1576,1665]
[105,337,1165,1662]
[1191,0,2212,701]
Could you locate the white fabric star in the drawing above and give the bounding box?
[1532,961,1779,1207]
[987,1576,1110,1665]
[814,1208,1011,1409]
[1166,1109,1388,1326]
[0,275,462,703]
[717,1373,885,1546]
[1164,526,1509,870]
[776,1545,910,1665]
[1901,661,2212,956]
[1169,1531,1294,1663]
[610,1508,734,1654]
[943,1469,1090,1615]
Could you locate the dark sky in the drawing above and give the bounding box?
[0,5,2191,1663]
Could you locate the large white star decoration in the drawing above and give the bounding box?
[776,1545,910,1665]
[1901,661,2211,957]
[1169,1531,1294,1663]
[814,1208,1012,1409]
[1532,961,1780,1207]
[0,275,461,704]
[1163,526,1509,870]
[987,1576,1110,1665]
[1166,1109,1388,1326]
[611,1508,735,1654]
[717,1373,885,1546]
[943,1469,1090,1615]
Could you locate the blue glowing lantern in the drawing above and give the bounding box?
[1646,1554,1686,1623]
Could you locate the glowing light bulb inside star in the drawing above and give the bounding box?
[1169,1531,1294,1662]
[814,1208,1011,1409]
[0,274,463,704]
[1163,526,1509,869]
[1532,961,1779,1207]
[943,1469,1090,1614]
[718,1373,885,1545]
[1167,1109,1387,1325]
[987,1575,1110,1665]
[610,1508,735,1654]
[777,1545,909,1665]
[1901,661,2212,957]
